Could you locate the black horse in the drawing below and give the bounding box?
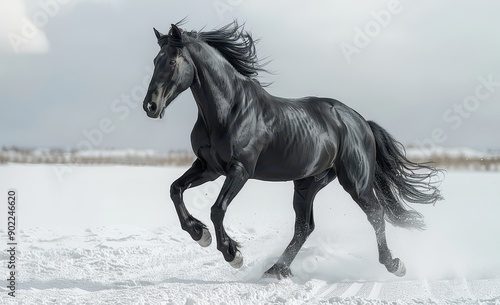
[143,22,442,279]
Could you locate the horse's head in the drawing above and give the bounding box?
[143,24,196,119]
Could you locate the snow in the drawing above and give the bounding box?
[0,164,499,304]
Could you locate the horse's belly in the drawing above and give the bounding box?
[253,139,338,181]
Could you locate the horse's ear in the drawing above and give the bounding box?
[153,28,163,40]
[170,24,182,42]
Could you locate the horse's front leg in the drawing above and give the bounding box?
[171,159,220,246]
[211,162,249,268]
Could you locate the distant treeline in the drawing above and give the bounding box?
[0,147,195,167]
[407,149,500,171]
[1,147,500,171]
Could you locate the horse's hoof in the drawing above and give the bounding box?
[229,251,244,269]
[195,228,212,248]
[390,258,406,277]
[263,263,293,280]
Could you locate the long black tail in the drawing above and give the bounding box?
[368,121,443,230]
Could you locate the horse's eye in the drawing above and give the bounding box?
[169,59,176,66]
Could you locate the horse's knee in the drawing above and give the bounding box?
[170,181,182,202]
[210,205,224,223]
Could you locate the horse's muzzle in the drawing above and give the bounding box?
[143,97,160,118]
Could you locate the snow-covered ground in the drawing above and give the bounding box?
[0,164,499,304]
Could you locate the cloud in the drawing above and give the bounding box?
[0,0,50,53]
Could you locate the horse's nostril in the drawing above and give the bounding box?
[149,102,157,112]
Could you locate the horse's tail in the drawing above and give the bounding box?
[367,121,443,230]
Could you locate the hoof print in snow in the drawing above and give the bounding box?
[263,264,293,280]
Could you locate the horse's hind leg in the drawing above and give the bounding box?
[264,170,337,279]
[353,191,405,276]
[170,158,220,246]
[337,161,406,277]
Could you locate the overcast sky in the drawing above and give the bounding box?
[1,0,499,152]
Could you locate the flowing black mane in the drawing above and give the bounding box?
[185,22,266,78]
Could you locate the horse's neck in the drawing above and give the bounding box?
[188,44,248,129]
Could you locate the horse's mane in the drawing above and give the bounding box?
[184,22,268,78]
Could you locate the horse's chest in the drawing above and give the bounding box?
[191,127,233,174]
[199,144,231,174]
